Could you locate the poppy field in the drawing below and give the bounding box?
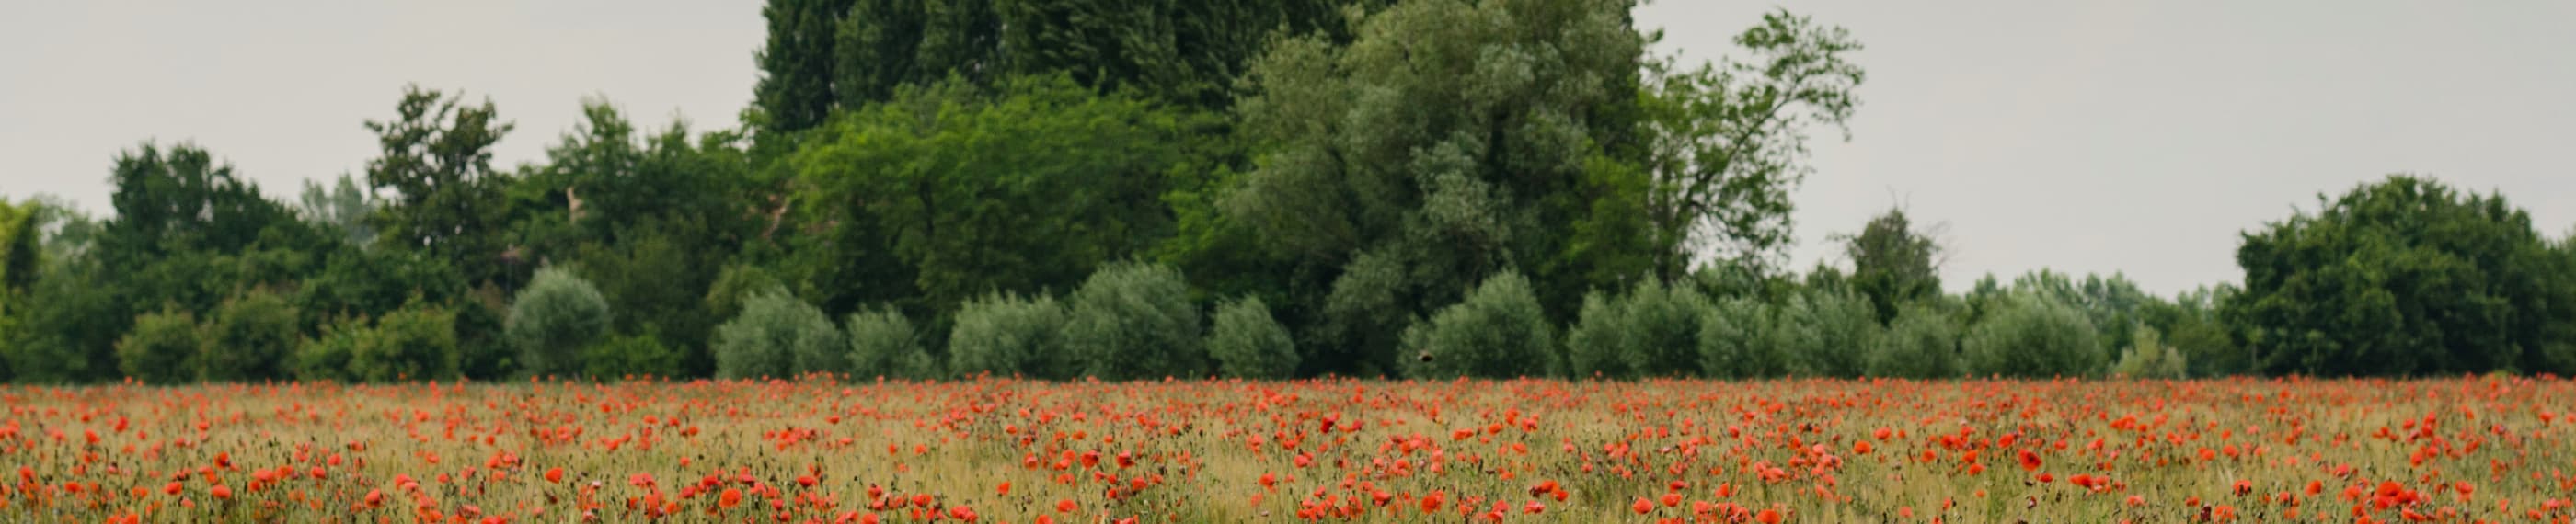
[4,377,2573,523]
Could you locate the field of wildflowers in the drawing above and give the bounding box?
[4,376,2572,523]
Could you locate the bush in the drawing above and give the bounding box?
[1403,271,1557,379]
[581,333,683,380]
[847,307,935,379]
[949,293,1068,379]
[1964,293,2104,378]
[1771,290,1880,377]
[1567,280,1709,379]
[200,290,300,382]
[1207,297,1298,379]
[293,316,365,382]
[349,301,461,382]
[116,307,201,384]
[2110,325,2189,379]
[508,267,612,378]
[1696,297,1777,378]
[1062,263,1203,380]
[1867,303,1962,379]
[712,289,844,379]
[703,264,783,321]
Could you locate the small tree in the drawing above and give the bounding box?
[712,289,844,379]
[350,300,461,382]
[200,290,300,382]
[1698,297,1780,378]
[1772,290,1880,377]
[1866,302,1961,379]
[581,333,682,380]
[949,293,1067,379]
[1964,293,2103,378]
[2110,324,2189,379]
[117,307,200,384]
[1207,297,1298,379]
[1062,263,1203,380]
[847,307,934,380]
[1403,271,1558,379]
[508,267,612,378]
[293,316,367,382]
[1569,280,1712,379]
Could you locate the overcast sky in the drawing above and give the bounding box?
[3,1,2570,295]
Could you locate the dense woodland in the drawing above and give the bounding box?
[2,0,2571,383]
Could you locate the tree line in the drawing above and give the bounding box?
[2,0,2570,383]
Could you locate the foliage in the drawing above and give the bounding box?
[1402,272,1557,380]
[946,293,1066,379]
[1206,297,1297,380]
[846,307,933,380]
[1770,289,1880,377]
[1638,9,1866,274]
[1062,262,1204,380]
[580,333,684,380]
[508,267,613,378]
[2110,324,2189,379]
[116,308,201,384]
[298,173,377,246]
[1567,280,1710,379]
[349,300,463,382]
[1838,208,1941,323]
[364,85,517,288]
[199,290,301,382]
[2225,176,2576,376]
[1867,302,1961,379]
[1963,292,2103,378]
[712,290,845,379]
[1697,297,1781,379]
[753,0,854,138]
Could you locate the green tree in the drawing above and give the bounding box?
[350,299,463,382]
[364,85,517,288]
[1964,292,2103,378]
[580,333,683,380]
[1867,302,1961,379]
[1771,289,1880,377]
[199,290,301,382]
[1837,208,1941,323]
[1567,280,1710,379]
[713,289,845,379]
[1062,262,1204,380]
[1637,10,1865,275]
[116,307,201,384]
[1403,271,1557,379]
[507,267,613,378]
[299,173,377,246]
[847,307,933,379]
[755,0,857,138]
[2224,176,2576,376]
[2110,324,2188,379]
[947,293,1066,379]
[1207,296,1297,379]
[1226,0,1651,375]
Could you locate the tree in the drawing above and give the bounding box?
[1963,292,2102,378]
[712,289,845,379]
[365,85,517,287]
[2224,176,2576,376]
[1062,262,1204,380]
[1403,271,1558,379]
[1838,207,1941,323]
[1567,280,1710,379]
[793,75,1212,314]
[946,293,1066,379]
[1638,10,1865,275]
[1697,296,1782,378]
[755,0,857,138]
[580,333,683,380]
[847,307,933,379]
[1867,302,1962,379]
[199,290,301,382]
[350,299,463,382]
[508,267,613,378]
[1226,0,1652,375]
[116,307,201,384]
[1771,289,1880,377]
[2110,324,2188,379]
[299,173,377,246]
[1207,296,1298,380]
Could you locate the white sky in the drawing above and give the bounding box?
[4,0,2570,295]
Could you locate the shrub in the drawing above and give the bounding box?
[200,290,300,382]
[1403,271,1557,379]
[1771,290,1880,377]
[1207,297,1298,379]
[1063,263,1203,380]
[117,307,200,384]
[703,264,784,321]
[712,290,844,379]
[1698,297,1783,378]
[847,307,935,379]
[2110,325,2189,379]
[581,333,683,380]
[949,293,1068,379]
[1867,303,1962,379]
[1963,293,2104,378]
[1567,280,1710,380]
[293,316,366,382]
[349,301,460,382]
[508,267,612,378]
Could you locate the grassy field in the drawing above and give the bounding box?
[3,376,2571,523]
